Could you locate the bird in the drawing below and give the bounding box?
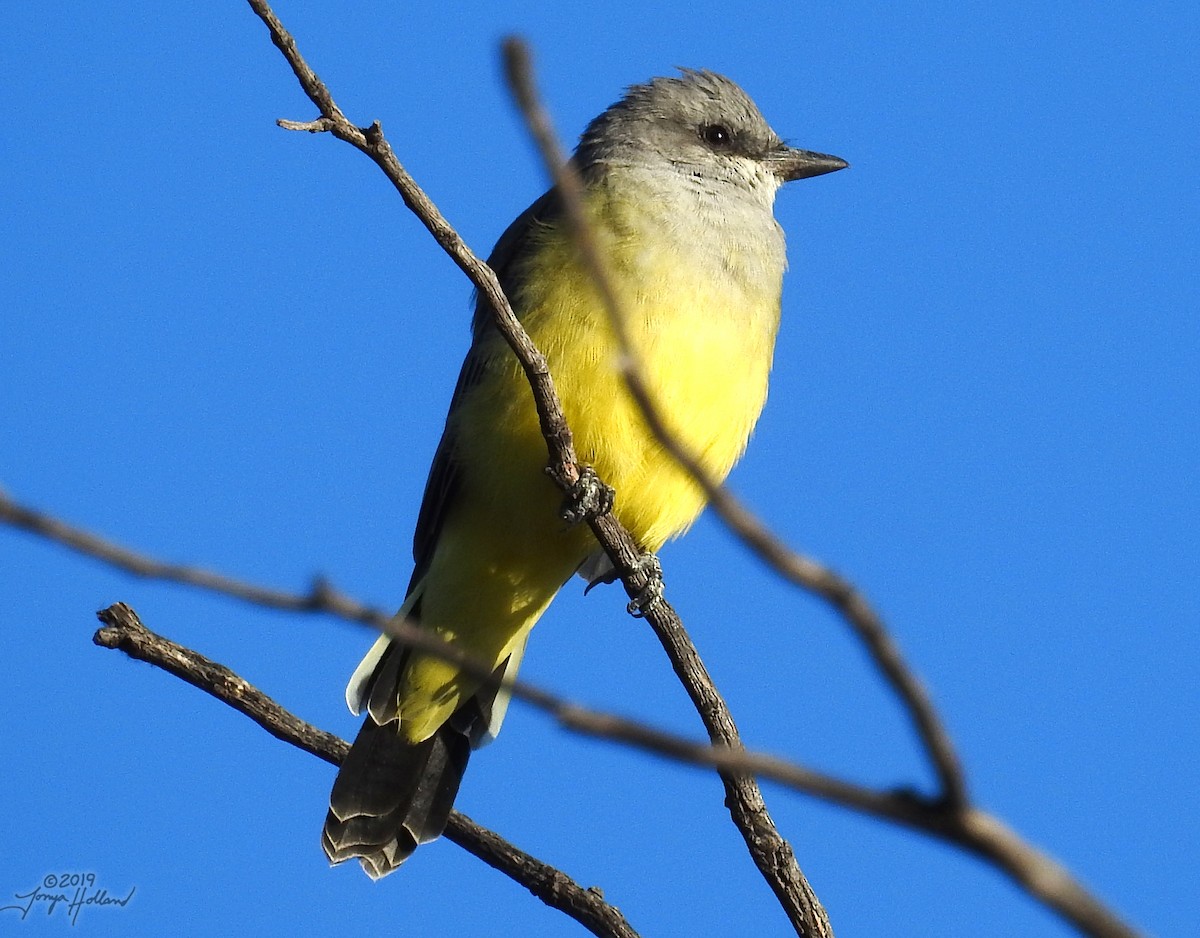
[321,68,846,879]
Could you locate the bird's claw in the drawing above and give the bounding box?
[582,564,618,595]
[558,466,615,525]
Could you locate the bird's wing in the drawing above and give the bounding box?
[407,189,561,590]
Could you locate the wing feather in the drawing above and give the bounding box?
[407,189,562,588]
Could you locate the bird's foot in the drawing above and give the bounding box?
[558,466,615,525]
[624,552,664,618]
[581,550,664,616]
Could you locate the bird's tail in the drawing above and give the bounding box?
[322,714,470,880]
[322,612,530,879]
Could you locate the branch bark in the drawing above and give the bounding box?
[0,491,962,805]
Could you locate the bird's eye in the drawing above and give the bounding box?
[700,123,733,149]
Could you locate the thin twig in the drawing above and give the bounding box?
[0,490,379,623]
[93,603,640,938]
[245,0,578,482]
[500,38,967,811]
[498,40,1141,938]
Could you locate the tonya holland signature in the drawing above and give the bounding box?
[1,873,135,926]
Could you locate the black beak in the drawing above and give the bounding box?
[774,147,849,182]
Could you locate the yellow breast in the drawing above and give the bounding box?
[508,183,784,549]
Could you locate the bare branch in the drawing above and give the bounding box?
[514,36,965,799]
[0,488,866,801]
[500,40,832,938]
[93,603,640,938]
[244,0,579,483]
[0,489,380,623]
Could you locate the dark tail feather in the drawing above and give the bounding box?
[322,716,470,879]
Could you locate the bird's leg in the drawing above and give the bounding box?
[558,465,663,614]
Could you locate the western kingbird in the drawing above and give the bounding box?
[322,69,846,878]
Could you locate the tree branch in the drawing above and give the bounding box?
[245,0,578,481]
[93,603,640,938]
[0,489,890,800]
[0,488,380,625]
[500,38,966,811]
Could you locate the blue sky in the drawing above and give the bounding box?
[2,2,1196,936]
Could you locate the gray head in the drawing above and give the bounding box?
[574,69,846,198]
